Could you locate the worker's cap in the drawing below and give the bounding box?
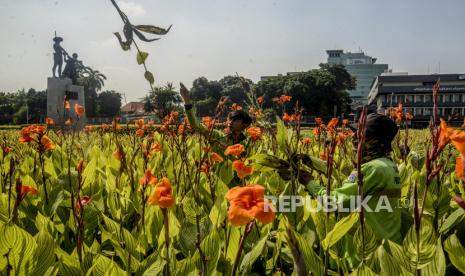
[230,110,252,125]
[349,113,398,144]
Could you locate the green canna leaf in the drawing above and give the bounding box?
[136,51,149,65]
[31,231,56,276]
[353,223,380,259]
[113,32,131,51]
[402,219,437,269]
[133,24,172,35]
[239,235,267,275]
[144,71,155,85]
[444,233,465,273]
[283,219,324,275]
[321,212,359,250]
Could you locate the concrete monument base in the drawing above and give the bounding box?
[47,77,86,129]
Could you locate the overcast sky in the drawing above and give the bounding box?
[1,0,465,103]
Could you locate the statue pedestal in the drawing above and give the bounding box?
[47,77,86,129]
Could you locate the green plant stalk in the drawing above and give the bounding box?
[413,181,421,276]
[356,107,367,261]
[324,137,337,276]
[231,221,254,276]
[196,215,207,276]
[162,208,170,276]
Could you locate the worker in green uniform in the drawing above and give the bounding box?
[307,113,402,244]
[179,82,252,148]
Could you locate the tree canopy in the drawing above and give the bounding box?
[187,63,355,117]
[143,82,183,119]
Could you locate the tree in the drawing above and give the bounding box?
[190,77,223,116]
[0,89,46,124]
[144,82,182,119]
[219,75,253,107]
[253,64,354,116]
[78,67,106,117]
[97,90,122,117]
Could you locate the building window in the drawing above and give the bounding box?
[444,94,451,103]
[414,95,424,103]
[405,95,413,103]
[414,108,422,116]
[424,95,432,103]
[423,108,432,116]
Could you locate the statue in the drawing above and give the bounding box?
[62,53,79,84]
[52,36,65,78]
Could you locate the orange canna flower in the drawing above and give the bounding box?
[74,103,85,117]
[46,117,55,125]
[113,149,122,161]
[462,119,465,128]
[65,118,73,125]
[75,196,92,214]
[211,152,224,163]
[177,124,186,135]
[199,161,210,174]
[202,116,214,129]
[314,117,322,125]
[342,119,349,125]
[3,146,12,155]
[313,127,321,136]
[19,133,32,144]
[224,144,245,157]
[64,100,70,109]
[405,112,413,121]
[232,160,254,179]
[302,137,311,145]
[76,160,85,174]
[231,103,242,111]
[438,119,451,151]
[84,125,93,133]
[282,112,293,123]
[150,143,162,154]
[327,118,339,130]
[456,154,465,180]
[257,96,264,105]
[246,127,262,142]
[41,135,55,151]
[101,123,109,130]
[439,119,465,156]
[112,118,121,130]
[140,169,158,187]
[136,128,145,137]
[279,94,292,103]
[337,132,349,145]
[224,185,275,226]
[450,131,465,157]
[148,177,175,208]
[135,119,145,128]
[20,185,39,197]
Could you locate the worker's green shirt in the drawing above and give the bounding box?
[310,157,402,243]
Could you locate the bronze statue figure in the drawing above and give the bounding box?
[52,36,65,78]
[62,53,79,84]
